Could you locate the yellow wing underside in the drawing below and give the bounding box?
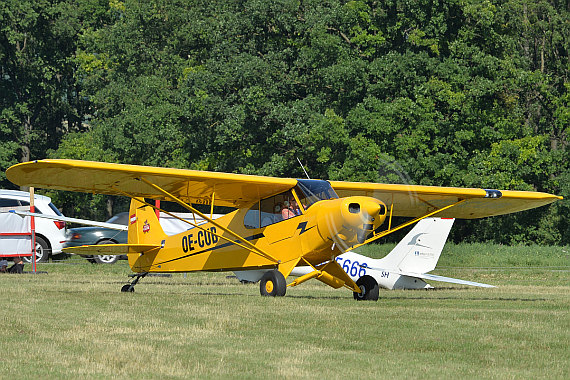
[7,159,562,219]
[7,159,296,208]
[330,181,562,218]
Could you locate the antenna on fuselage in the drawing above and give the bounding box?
[296,157,311,179]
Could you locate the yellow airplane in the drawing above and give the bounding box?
[6,159,562,300]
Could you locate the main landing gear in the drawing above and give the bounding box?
[121,272,148,293]
[259,270,287,297]
[353,275,379,301]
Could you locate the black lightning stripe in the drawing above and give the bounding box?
[268,221,317,245]
[297,221,315,235]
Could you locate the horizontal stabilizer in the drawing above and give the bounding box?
[62,244,160,255]
[364,264,495,288]
[412,273,496,288]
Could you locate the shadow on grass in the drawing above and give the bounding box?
[36,286,548,302]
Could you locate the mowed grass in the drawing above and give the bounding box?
[0,244,568,379]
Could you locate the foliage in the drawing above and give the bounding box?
[1,0,568,242]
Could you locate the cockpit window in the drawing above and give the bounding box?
[244,189,302,229]
[295,179,338,209]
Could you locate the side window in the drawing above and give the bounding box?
[244,190,302,229]
[0,197,35,213]
[18,200,42,214]
[244,202,260,229]
[295,188,310,211]
[0,198,20,207]
[260,196,283,227]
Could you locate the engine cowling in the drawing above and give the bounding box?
[311,196,387,250]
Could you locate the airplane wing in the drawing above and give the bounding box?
[6,159,296,208]
[7,159,561,218]
[330,181,561,219]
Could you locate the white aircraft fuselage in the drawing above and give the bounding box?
[236,218,494,290]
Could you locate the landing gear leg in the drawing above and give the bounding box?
[121,272,148,293]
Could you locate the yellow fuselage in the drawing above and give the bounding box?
[127,196,386,275]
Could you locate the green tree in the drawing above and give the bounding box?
[0,0,109,188]
[42,0,569,242]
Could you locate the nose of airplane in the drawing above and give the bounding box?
[341,196,387,242]
[347,200,383,219]
[310,196,387,251]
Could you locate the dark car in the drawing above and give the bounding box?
[64,212,128,264]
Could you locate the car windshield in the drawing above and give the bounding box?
[295,179,338,209]
[106,212,129,225]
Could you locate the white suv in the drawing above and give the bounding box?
[0,190,67,262]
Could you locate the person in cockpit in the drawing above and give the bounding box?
[281,196,300,220]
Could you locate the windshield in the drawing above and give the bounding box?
[295,179,338,209]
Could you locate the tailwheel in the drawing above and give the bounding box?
[121,272,148,293]
[353,275,379,301]
[260,270,286,297]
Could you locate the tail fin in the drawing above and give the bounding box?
[128,198,167,246]
[376,218,454,274]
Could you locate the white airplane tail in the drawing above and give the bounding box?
[375,217,454,274]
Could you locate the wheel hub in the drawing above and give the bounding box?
[265,280,274,294]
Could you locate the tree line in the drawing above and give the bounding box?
[1,0,569,244]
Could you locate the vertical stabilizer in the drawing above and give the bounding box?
[376,218,454,274]
[128,198,167,245]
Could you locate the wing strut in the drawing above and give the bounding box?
[136,177,280,264]
[117,194,276,263]
[350,198,468,251]
[288,258,361,293]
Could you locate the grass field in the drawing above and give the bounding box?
[1,243,568,379]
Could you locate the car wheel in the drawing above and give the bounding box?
[23,235,51,263]
[92,239,119,264]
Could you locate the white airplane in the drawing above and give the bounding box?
[235,217,494,292]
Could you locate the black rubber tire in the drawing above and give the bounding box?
[92,240,119,264]
[259,270,287,297]
[23,235,50,263]
[121,284,134,292]
[353,275,379,301]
